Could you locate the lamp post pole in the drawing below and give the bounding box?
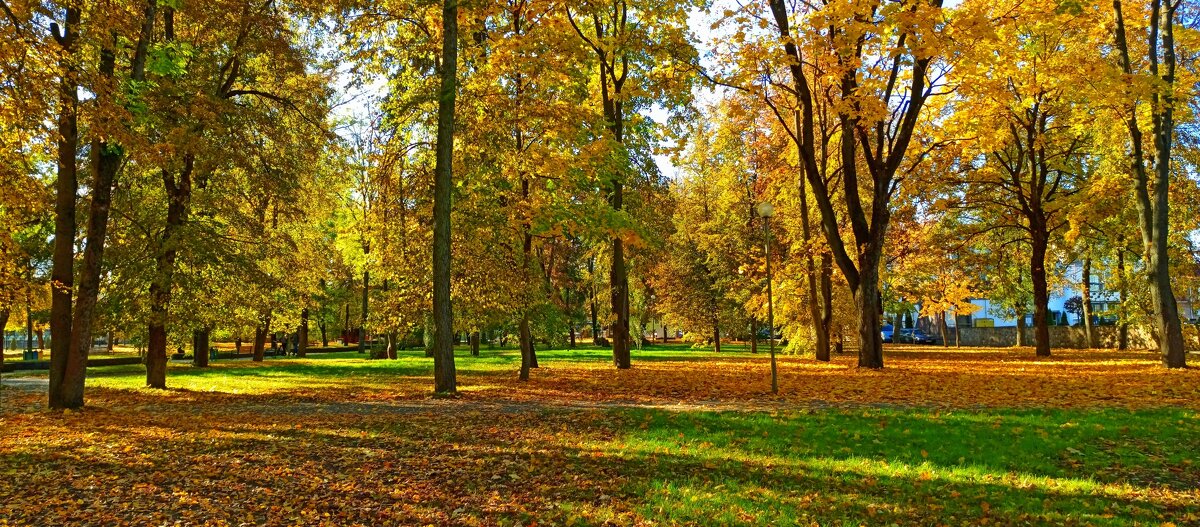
[756,202,778,395]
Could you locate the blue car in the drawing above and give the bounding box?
[881,324,895,343]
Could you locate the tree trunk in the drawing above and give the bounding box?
[470,331,480,356]
[938,312,949,348]
[1031,232,1051,357]
[1117,248,1129,350]
[48,6,81,410]
[235,338,242,355]
[750,318,758,354]
[0,308,9,369]
[342,303,350,345]
[1081,256,1097,348]
[611,234,631,368]
[36,329,44,351]
[298,309,309,358]
[519,314,533,381]
[145,162,193,389]
[712,322,721,353]
[253,317,269,362]
[359,268,368,354]
[106,330,114,353]
[431,0,459,393]
[854,259,884,369]
[193,328,210,368]
[1015,308,1027,347]
[319,321,328,347]
[568,324,575,349]
[798,162,830,362]
[818,254,834,361]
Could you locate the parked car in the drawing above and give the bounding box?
[881,324,895,343]
[897,328,937,345]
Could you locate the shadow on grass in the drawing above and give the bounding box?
[3,386,1197,526]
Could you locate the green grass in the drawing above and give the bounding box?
[580,407,1200,525]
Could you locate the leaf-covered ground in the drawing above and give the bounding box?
[1,345,1198,526]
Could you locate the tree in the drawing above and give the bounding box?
[1111,0,1190,367]
[431,0,459,393]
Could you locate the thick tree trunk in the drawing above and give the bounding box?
[1081,256,1097,348]
[298,309,309,358]
[854,264,884,369]
[146,162,192,389]
[470,331,480,356]
[1031,232,1051,357]
[431,0,458,393]
[48,6,81,410]
[193,328,210,368]
[253,317,269,362]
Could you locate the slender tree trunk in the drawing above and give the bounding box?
[1118,248,1129,350]
[568,324,575,349]
[470,331,480,356]
[298,309,309,358]
[1031,231,1051,357]
[0,308,9,369]
[611,235,631,368]
[319,321,328,347]
[819,254,834,359]
[750,318,758,354]
[235,337,242,355]
[519,314,532,380]
[193,328,210,368]
[343,303,350,345]
[662,325,667,343]
[48,6,81,410]
[1081,256,1098,348]
[431,0,458,393]
[938,312,949,348]
[106,330,114,353]
[712,322,721,353]
[36,329,44,351]
[797,156,830,361]
[1016,308,1027,347]
[359,268,368,354]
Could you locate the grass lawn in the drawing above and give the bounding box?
[1,345,1198,525]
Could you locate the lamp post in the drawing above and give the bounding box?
[756,202,778,394]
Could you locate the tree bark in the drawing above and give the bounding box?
[712,322,721,353]
[470,331,480,356]
[1117,248,1129,350]
[854,262,884,368]
[1016,308,1027,347]
[298,309,309,358]
[253,316,270,362]
[146,160,193,389]
[519,314,532,381]
[938,312,949,348]
[192,328,210,368]
[1031,231,1051,357]
[1081,256,1097,348]
[359,268,368,354]
[0,308,9,369]
[797,151,830,361]
[48,6,81,410]
[431,0,458,393]
[750,318,758,354]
